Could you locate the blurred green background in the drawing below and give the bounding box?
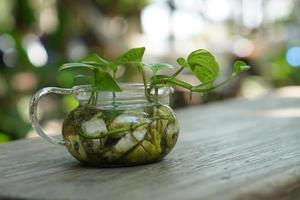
[0,0,300,143]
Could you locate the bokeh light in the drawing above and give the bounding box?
[11,72,38,92]
[205,0,231,22]
[286,46,300,67]
[242,0,263,29]
[171,11,203,39]
[67,39,88,61]
[233,37,255,58]
[141,3,171,40]
[23,34,48,67]
[0,33,17,67]
[0,34,15,52]
[265,0,294,22]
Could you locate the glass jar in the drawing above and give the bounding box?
[29,83,179,167]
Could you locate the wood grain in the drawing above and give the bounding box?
[1,87,300,200]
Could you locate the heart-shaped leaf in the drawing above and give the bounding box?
[187,49,219,84]
[193,61,251,93]
[94,70,121,92]
[114,47,145,65]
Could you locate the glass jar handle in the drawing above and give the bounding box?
[29,87,72,145]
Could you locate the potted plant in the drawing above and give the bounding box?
[29,47,249,167]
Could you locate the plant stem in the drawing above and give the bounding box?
[138,63,152,102]
[87,69,98,107]
[153,78,193,91]
[152,72,159,105]
[191,74,237,92]
[154,87,159,104]
[153,76,236,94]
[76,116,174,139]
[87,91,95,106]
[77,122,149,139]
[169,67,184,79]
[112,70,117,107]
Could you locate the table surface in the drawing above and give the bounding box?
[1,87,300,200]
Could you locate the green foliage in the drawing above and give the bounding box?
[109,47,146,72]
[58,47,250,106]
[176,57,188,68]
[56,71,74,88]
[0,0,150,141]
[114,47,145,65]
[63,95,79,113]
[81,54,109,66]
[150,49,250,94]
[59,47,148,94]
[187,49,219,84]
[74,75,93,84]
[94,70,121,91]
[151,75,192,90]
[233,61,250,74]
[59,63,98,71]
[146,63,173,74]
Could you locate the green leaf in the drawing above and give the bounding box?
[187,49,219,84]
[59,63,97,71]
[74,75,93,84]
[233,60,250,74]
[193,61,251,92]
[107,63,118,72]
[177,57,185,66]
[176,57,189,68]
[94,70,121,92]
[114,47,145,65]
[80,54,109,65]
[147,63,173,74]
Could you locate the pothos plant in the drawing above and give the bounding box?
[59,47,250,106]
[55,47,250,166]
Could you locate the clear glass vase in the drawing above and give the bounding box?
[29,83,179,167]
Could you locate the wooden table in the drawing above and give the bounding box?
[1,87,300,200]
